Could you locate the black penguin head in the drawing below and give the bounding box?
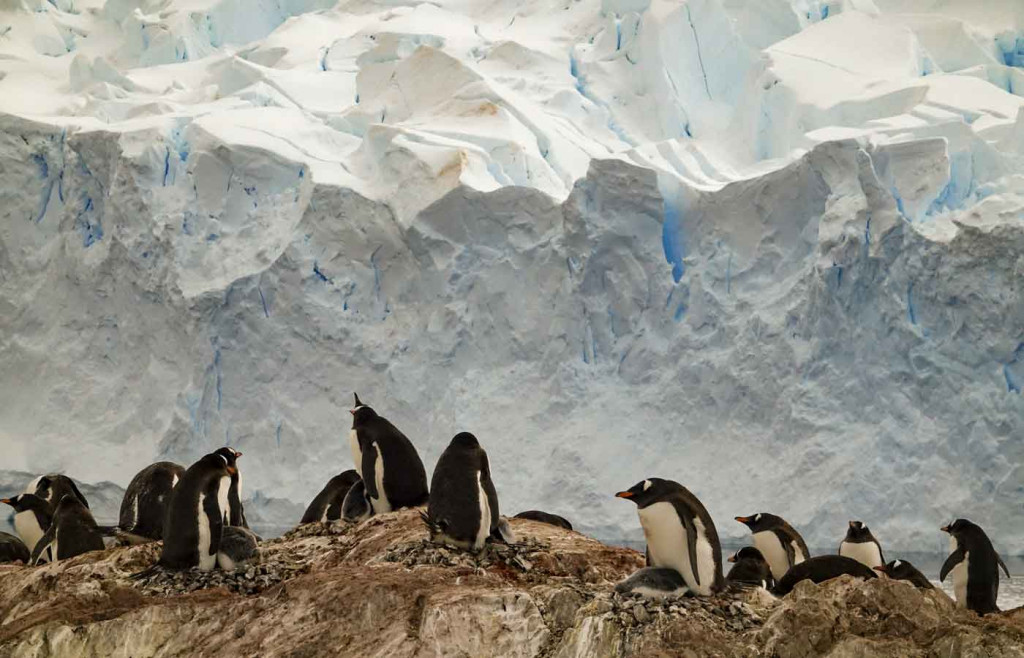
[335,470,361,486]
[615,478,676,508]
[845,520,872,541]
[734,513,782,532]
[214,447,242,468]
[449,432,480,449]
[350,394,378,427]
[728,546,767,564]
[940,519,973,537]
[207,450,238,476]
[1,493,48,513]
[875,559,914,579]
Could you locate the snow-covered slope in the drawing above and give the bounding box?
[0,0,1022,552]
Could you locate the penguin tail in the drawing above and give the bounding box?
[419,510,444,538]
[127,564,160,581]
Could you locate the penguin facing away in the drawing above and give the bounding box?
[772,555,878,596]
[118,461,185,540]
[875,559,933,589]
[513,510,573,531]
[726,546,775,590]
[342,478,372,523]
[30,494,105,565]
[301,470,361,524]
[422,432,502,552]
[616,478,725,596]
[26,475,90,510]
[159,451,236,571]
[839,520,885,569]
[939,519,1010,615]
[213,447,248,528]
[0,532,29,564]
[735,513,810,581]
[615,567,689,599]
[350,394,429,514]
[2,494,53,561]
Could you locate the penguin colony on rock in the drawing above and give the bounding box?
[0,394,1014,617]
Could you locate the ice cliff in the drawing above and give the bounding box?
[0,0,1022,552]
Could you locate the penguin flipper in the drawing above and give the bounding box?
[66,478,90,509]
[202,485,225,559]
[671,502,700,587]
[780,529,798,569]
[645,546,651,567]
[876,541,885,566]
[361,441,380,502]
[998,554,1011,579]
[30,523,57,565]
[939,547,965,582]
[479,452,501,535]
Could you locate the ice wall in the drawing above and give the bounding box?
[0,0,1022,551]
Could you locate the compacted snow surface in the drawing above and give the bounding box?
[0,0,1023,554]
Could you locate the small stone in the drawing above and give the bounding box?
[632,604,650,624]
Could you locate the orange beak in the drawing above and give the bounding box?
[0,498,10,505]
[615,491,634,499]
[735,516,752,523]
[849,521,856,528]
[350,409,356,416]
[727,554,737,563]
[873,565,887,573]
[940,525,951,533]
[235,451,243,458]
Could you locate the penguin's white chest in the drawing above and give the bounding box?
[473,471,491,551]
[369,445,391,514]
[638,502,715,596]
[951,552,970,608]
[752,531,791,580]
[349,429,362,470]
[217,476,231,525]
[14,511,44,552]
[840,541,883,569]
[196,492,215,571]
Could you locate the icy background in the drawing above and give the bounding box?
[0,0,1023,557]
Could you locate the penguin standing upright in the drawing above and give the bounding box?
[118,462,185,540]
[735,513,810,580]
[26,474,89,510]
[349,394,428,514]
[159,451,235,571]
[839,521,885,569]
[422,433,503,551]
[2,494,53,561]
[772,555,878,596]
[939,519,1010,615]
[213,447,247,528]
[875,559,933,589]
[0,532,29,564]
[616,478,724,596]
[726,547,775,590]
[301,470,361,524]
[30,494,105,564]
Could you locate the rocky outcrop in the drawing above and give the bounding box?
[0,511,1022,657]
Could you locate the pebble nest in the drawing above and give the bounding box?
[602,588,767,632]
[380,537,550,572]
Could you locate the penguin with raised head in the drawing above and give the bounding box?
[727,546,775,590]
[735,513,810,580]
[30,494,105,564]
[349,394,428,514]
[615,567,688,599]
[422,432,504,551]
[839,520,885,569]
[939,519,1010,615]
[26,474,89,510]
[217,526,259,571]
[875,559,933,589]
[2,494,53,561]
[513,510,573,531]
[159,451,235,571]
[772,555,878,596]
[616,478,724,596]
[0,531,30,563]
[301,470,361,524]
[213,447,247,528]
[342,478,371,522]
[118,461,185,540]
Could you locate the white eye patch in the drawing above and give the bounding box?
[893,560,901,568]
[642,480,652,491]
[754,513,762,522]
[216,454,228,465]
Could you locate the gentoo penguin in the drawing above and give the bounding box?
[839,520,885,569]
[159,451,235,571]
[301,470,361,524]
[513,510,573,531]
[349,394,428,514]
[616,478,724,596]
[213,447,248,528]
[0,531,30,564]
[772,555,878,596]
[342,478,371,522]
[118,461,185,540]
[26,474,89,510]
[615,567,688,599]
[726,546,775,590]
[2,494,53,561]
[217,526,259,571]
[30,494,105,564]
[939,519,1010,615]
[735,513,810,580]
[875,559,933,589]
[422,432,503,551]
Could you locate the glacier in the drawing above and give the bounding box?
[0,0,1023,554]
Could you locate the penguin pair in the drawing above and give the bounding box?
[422,432,513,551]
[349,394,428,515]
[29,495,105,564]
[301,470,361,524]
[616,478,724,596]
[940,519,1010,615]
[734,513,810,581]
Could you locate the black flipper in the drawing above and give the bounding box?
[66,478,89,509]
[875,541,886,566]
[479,451,501,536]
[939,547,965,582]
[202,481,224,564]
[31,523,57,565]
[645,546,651,567]
[361,441,380,502]
[780,529,798,570]
[998,553,1011,579]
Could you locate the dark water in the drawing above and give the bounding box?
[606,540,1024,610]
